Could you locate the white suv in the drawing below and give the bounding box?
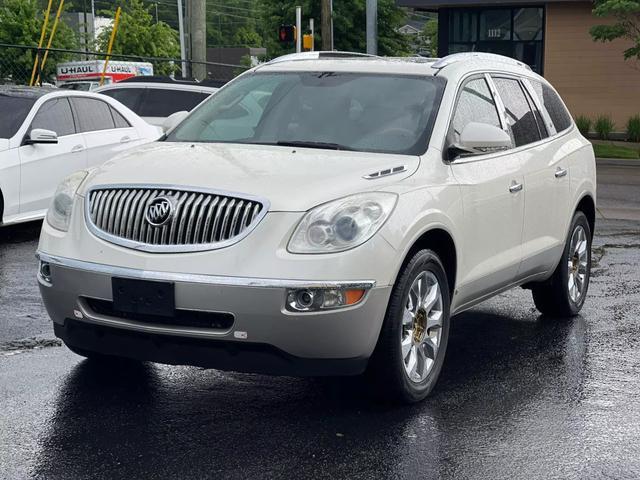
[37,52,596,403]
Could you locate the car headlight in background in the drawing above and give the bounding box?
[46,170,88,232]
[288,192,398,253]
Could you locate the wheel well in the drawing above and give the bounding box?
[576,195,595,238]
[399,229,457,300]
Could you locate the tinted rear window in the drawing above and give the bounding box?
[493,77,541,147]
[0,96,36,138]
[100,88,144,112]
[531,81,572,133]
[138,89,211,117]
[70,97,116,132]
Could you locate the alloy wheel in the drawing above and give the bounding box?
[401,271,444,383]
[567,225,589,303]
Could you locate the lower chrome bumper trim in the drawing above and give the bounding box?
[36,252,377,290]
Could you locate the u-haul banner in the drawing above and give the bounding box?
[56,61,154,82]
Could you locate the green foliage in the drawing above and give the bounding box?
[590,0,640,60]
[592,142,640,159]
[627,114,640,142]
[575,115,592,137]
[259,0,410,59]
[207,0,263,48]
[594,114,615,140]
[0,0,78,84]
[421,18,438,57]
[96,0,180,74]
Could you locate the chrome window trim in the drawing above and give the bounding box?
[84,183,271,253]
[37,252,377,290]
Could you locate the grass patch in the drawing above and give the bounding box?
[593,143,640,159]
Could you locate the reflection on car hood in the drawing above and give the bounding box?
[83,142,420,211]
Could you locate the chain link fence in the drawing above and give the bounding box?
[0,43,248,86]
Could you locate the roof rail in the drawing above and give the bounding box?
[431,52,532,71]
[267,51,379,65]
[118,76,226,87]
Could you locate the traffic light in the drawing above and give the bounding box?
[303,34,314,51]
[279,25,296,43]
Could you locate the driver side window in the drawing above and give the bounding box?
[449,77,502,146]
[31,98,76,137]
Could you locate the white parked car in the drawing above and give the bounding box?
[37,52,596,403]
[0,86,161,226]
[95,77,221,128]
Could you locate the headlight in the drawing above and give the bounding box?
[46,170,88,232]
[288,192,398,253]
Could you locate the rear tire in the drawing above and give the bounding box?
[532,211,592,317]
[367,249,451,403]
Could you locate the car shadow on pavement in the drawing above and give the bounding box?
[31,308,588,480]
[0,220,42,245]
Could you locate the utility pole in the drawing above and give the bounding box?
[366,0,378,55]
[321,0,332,51]
[309,18,314,51]
[177,0,187,77]
[188,0,207,80]
[90,0,95,42]
[296,6,302,53]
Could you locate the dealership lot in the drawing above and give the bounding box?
[1,164,639,479]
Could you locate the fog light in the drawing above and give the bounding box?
[297,289,315,308]
[286,287,367,312]
[39,261,52,284]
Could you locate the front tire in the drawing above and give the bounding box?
[367,249,451,403]
[532,211,592,317]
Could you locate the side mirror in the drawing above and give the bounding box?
[448,122,512,160]
[26,128,58,145]
[162,111,189,133]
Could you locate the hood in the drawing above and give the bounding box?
[0,139,9,152]
[83,142,419,211]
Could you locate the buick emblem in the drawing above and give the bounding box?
[145,196,174,227]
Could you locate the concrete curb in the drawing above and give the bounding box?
[596,158,640,166]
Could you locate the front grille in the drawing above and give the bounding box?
[85,185,268,252]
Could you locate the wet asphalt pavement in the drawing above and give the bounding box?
[1,166,640,479]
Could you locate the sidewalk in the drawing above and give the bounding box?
[596,157,640,166]
[596,163,640,222]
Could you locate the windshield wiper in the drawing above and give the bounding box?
[274,140,354,151]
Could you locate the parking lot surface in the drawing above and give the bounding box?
[1,166,639,479]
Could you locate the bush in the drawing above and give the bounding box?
[594,115,615,140]
[627,115,640,142]
[575,115,592,137]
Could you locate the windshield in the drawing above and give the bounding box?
[166,72,445,155]
[0,95,36,138]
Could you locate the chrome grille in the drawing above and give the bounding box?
[85,185,268,252]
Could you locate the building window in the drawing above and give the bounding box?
[446,7,544,73]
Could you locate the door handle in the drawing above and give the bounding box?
[509,181,523,193]
[120,136,131,143]
[71,145,84,153]
[555,167,568,178]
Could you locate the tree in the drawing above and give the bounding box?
[259,0,410,59]
[0,0,78,84]
[96,0,180,74]
[590,0,640,61]
[421,18,438,57]
[206,0,263,48]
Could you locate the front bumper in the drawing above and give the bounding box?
[38,253,392,375]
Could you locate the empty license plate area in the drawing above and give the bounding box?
[112,277,175,318]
